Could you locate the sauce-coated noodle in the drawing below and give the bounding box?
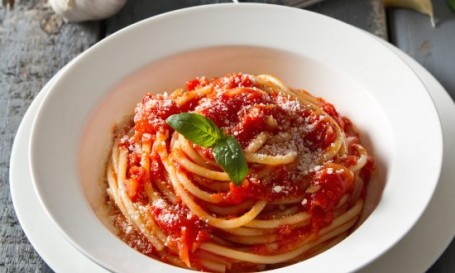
[105,73,374,272]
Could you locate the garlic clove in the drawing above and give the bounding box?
[384,0,435,27]
[49,0,128,22]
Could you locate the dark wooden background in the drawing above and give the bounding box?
[1,0,454,272]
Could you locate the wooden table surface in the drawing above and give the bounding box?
[1,0,454,272]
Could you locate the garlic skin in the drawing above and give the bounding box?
[384,0,435,27]
[49,0,128,22]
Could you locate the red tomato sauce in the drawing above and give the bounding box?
[115,73,374,270]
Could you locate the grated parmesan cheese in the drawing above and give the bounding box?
[273,185,283,193]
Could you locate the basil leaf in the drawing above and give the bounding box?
[212,135,248,185]
[166,113,222,147]
[167,112,249,185]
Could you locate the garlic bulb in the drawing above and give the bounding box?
[384,0,435,27]
[49,0,128,22]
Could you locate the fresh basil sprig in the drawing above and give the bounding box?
[166,113,248,185]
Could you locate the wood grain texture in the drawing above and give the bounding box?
[387,0,455,99]
[308,0,387,39]
[0,1,99,272]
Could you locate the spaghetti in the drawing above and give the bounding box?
[106,73,374,272]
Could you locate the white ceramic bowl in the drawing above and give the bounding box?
[29,3,443,273]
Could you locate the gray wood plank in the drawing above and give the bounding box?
[0,1,100,272]
[308,0,387,39]
[387,0,455,100]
